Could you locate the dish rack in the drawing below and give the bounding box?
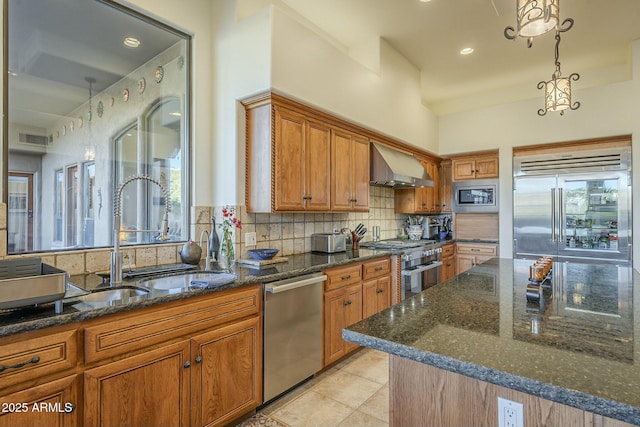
[0,258,68,314]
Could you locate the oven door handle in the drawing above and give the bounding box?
[401,261,443,276]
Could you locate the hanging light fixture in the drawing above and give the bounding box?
[504,0,565,47]
[537,29,580,116]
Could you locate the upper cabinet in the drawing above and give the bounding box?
[331,130,370,212]
[244,94,369,213]
[452,153,499,180]
[440,160,452,213]
[394,157,441,214]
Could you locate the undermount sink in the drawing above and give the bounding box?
[140,272,237,291]
[75,286,150,307]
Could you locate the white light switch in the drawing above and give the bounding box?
[245,232,257,247]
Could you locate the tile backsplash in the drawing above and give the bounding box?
[0,187,408,274]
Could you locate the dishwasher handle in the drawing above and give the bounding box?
[265,274,327,294]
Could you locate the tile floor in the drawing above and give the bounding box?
[258,349,390,427]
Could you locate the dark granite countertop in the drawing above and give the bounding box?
[343,258,640,425]
[0,248,390,338]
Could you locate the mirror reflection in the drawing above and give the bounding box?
[6,0,190,254]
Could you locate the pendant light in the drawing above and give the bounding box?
[537,27,580,116]
[504,0,561,47]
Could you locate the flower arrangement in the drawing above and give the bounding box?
[218,205,242,267]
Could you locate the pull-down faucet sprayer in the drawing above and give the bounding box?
[110,175,170,285]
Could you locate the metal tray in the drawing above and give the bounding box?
[0,258,68,313]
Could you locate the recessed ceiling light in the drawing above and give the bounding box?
[460,47,474,55]
[123,37,141,48]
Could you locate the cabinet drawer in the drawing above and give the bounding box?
[441,244,455,258]
[0,327,78,390]
[456,243,497,256]
[324,264,362,291]
[362,258,391,280]
[84,285,261,364]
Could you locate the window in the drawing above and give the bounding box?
[5,0,190,253]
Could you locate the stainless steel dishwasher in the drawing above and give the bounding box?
[263,273,326,404]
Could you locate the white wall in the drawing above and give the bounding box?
[439,39,640,270]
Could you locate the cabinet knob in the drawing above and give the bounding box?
[343,300,352,306]
[184,361,191,369]
[65,403,76,413]
[376,289,384,294]
[195,356,202,364]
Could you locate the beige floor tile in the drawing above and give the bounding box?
[341,350,389,385]
[336,410,388,427]
[270,390,354,427]
[358,383,390,423]
[311,368,383,409]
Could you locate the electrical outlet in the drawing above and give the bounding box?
[245,232,257,247]
[498,397,524,427]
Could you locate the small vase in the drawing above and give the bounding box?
[218,237,235,270]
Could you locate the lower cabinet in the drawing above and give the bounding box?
[84,341,191,427]
[440,243,455,282]
[455,243,498,275]
[84,316,262,427]
[0,375,80,427]
[323,257,391,367]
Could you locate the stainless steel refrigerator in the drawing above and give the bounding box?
[513,146,631,265]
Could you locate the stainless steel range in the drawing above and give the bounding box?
[361,239,442,300]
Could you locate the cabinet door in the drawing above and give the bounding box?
[475,156,499,179]
[351,137,370,211]
[456,255,475,275]
[331,130,354,211]
[305,120,331,210]
[452,159,477,180]
[274,108,306,211]
[0,375,79,427]
[440,161,452,212]
[324,288,348,365]
[375,276,391,312]
[441,256,455,282]
[191,317,261,427]
[343,283,363,354]
[362,279,379,319]
[84,340,191,427]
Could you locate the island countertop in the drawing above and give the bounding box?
[343,258,640,425]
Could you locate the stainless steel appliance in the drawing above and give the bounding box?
[0,258,67,314]
[361,239,442,300]
[263,273,326,403]
[453,179,499,212]
[514,146,631,264]
[369,143,434,188]
[311,233,346,253]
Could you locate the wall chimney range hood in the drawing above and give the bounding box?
[370,143,434,188]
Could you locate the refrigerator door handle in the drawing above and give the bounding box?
[558,188,563,244]
[551,188,556,242]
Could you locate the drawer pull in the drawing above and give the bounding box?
[374,267,384,272]
[471,248,480,252]
[0,356,40,373]
[195,356,202,364]
[341,275,351,281]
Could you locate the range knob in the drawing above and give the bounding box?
[436,247,442,253]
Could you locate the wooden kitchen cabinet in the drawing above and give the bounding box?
[452,153,498,180]
[394,157,441,214]
[331,129,369,211]
[84,341,191,427]
[273,107,331,211]
[191,316,262,427]
[83,285,262,427]
[323,258,391,366]
[440,243,455,282]
[362,258,391,318]
[324,283,363,365]
[440,160,452,212]
[245,93,372,213]
[0,375,80,427]
[455,243,498,275]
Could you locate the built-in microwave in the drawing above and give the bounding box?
[453,179,499,213]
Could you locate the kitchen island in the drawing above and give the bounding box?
[343,258,640,426]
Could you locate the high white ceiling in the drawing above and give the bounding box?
[280,0,640,115]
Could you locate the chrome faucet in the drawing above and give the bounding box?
[110,174,171,285]
[199,229,212,270]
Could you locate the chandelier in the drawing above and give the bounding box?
[537,28,580,116]
[504,0,561,47]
